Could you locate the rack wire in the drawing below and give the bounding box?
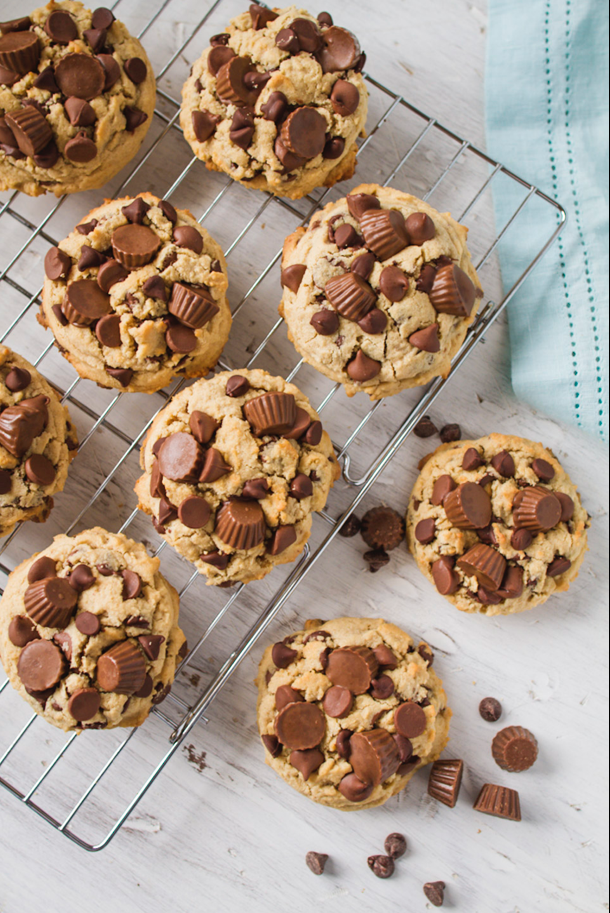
[0,0,565,851]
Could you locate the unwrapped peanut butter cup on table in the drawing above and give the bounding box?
[427,758,463,807]
[473,782,521,821]
[491,725,538,772]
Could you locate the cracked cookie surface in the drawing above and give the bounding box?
[256,616,451,810]
[135,368,339,585]
[280,183,483,399]
[0,344,77,538]
[0,1,155,196]
[0,527,185,731]
[39,192,231,393]
[406,433,589,615]
[180,5,367,199]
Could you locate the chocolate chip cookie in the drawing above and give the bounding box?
[256,616,451,810]
[0,527,185,731]
[406,433,589,615]
[0,344,77,538]
[280,183,483,398]
[39,193,231,393]
[134,368,339,585]
[180,5,367,199]
[0,2,156,196]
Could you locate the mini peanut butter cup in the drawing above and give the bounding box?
[215,499,266,549]
[111,224,161,268]
[323,684,353,718]
[349,729,400,786]
[444,481,492,529]
[429,263,476,317]
[168,282,219,329]
[178,495,210,529]
[68,688,100,721]
[319,26,360,72]
[457,543,507,591]
[5,105,52,156]
[275,701,326,750]
[512,486,561,531]
[0,395,48,458]
[325,272,376,321]
[473,783,521,821]
[63,280,111,325]
[0,30,40,75]
[18,639,65,692]
[326,645,378,694]
[215,55,259,106]
[157,432,203,482]
[491,725,538,772]
[243,392,297,436]
[280,107,327,160]
[54,53,105,100]
[427,758,463,807]
[97,641,147,695]
[360,208,408,260]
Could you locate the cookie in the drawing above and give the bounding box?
[134,368,339,585]
[179,5,367,199]
[279,183,482,398]
[0,1,155,196]
[0,344,77,538]
[406,433,589,615]
[0,527,185,731]
[256,616,451,810]
[39,193,231,393]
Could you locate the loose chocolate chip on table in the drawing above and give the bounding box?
[405,211,436,245]
[547,555,571,577]
[423,882,445,907]
[225,374,250,397]
[473,783,521,821]
[360,506,405,550]
[338,772,373,803]
[413,415,438,438]
[5,106,52,157]
[18,639,65,692]
[364,547,390,572]
[491,450,515,477]
[427,758,463,807]
[479,696,502,721]
[9,615,39,647]
[367,855,395,879]
[440,422,461,443]
[429,263,476,317]
[27,556,56,583]
[339,514,361,537]
[384,833,407,859]
[305,851,328,876]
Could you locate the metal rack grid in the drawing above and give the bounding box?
[0,0,565,851]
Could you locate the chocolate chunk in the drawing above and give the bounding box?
[64,96,97,127]
[215,499,265,549]
[303,421,322,445]
[379,265,408,302]
[346,350,381,382]
[423,882,445,907]
[290,17,322,52]
[275,701,325,750]
[96,564,116,577]
[27,556,56,583]
[238,477,269,502]
[112,224,160,268]
[413,415,438,439]
[325,272,376,322]
[415,518,436,544]
[479,697,502,722]
[364,547,390,572]
[429,263,476,317]
[310,309,338,336]
[547,556,571,577]
[97,641,146,695]
[24,453,55,485]
[384,833,407,859]
[326,646,378,694]
[250,4,278,29]
[63,279,110,324]
[418,644,434,665]
[95,313,122,348]
[289,747,324,780]
[5,106,52,156]
[261,90,288,122]
[350,728,400,785]
[275,28,300,54]
[444,482,492,529]
[169,282,218,328]
[289,473,313,500]
[74,610,100,636]
[432,556,460,595]
[394,736,415,765]
[473,783,521,821]
[280,107,327,159]
[405,212,436,245]
[334,223,361,249]
[95,53,120,90]
[105,367,133,388]
[18,639,64,692]
[92,7,115,29]
[360,208,408,260]
[0,468,10,493]
[64,132,97,163]
[427,758,463,807]
[339,514,361,537]
[124,56,147,84]
[9,615,40,647]
[158,433,202,482]
[513,486,561,531]
[121,569,142,600]
[370,674,394,700]
[141,275,167,301]
[243,392,297,436]
[462,447,483,471]
[0,66,19,87]
[367,855,395,879]
[178,495,211,529]
[305,851,328,876]
[187,411,218,446]
[33,66,59,93]
[226,374,250,397]
[0,395,49,458]
[338,772,373,802]
[319,26,361,72]
[330,79,359,116]
[55,54,105,101]
[360,506,404,550]
[192,108,221,142]
[431,474,456,505]
[394,701,427,738]
[229,106,255,149]
[44,9,78,43]
[78,244,105,271]
[216,55,259,106]
[491,450,515,477]
[415,264,437,296]
[322,135,344,158]
[457,543,506,591]
[261,733,281,757]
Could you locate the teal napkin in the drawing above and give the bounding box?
[486,0,609,442]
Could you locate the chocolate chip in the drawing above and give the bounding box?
[289,473,313,500]
[317,12,333,26]
[330,79,359,116]
[334,223,361,249]
[138,634,164,661]
[105,366,133,388]
[367,855,395,879]
[173,225,204,254]
[64,131,97,163]
[275,27,300,54]
[346,350,381,383]
[303,420,322,446]
[267,525,297,556]
[44,9,77,43]
[8,615,40,647]
[431,474,457,507]
[510,527,532,551]
[350,251,375,281]
[337,773,373,803]
[335,728,352,759]
[547,556,571,577]
[432,556,460,595]
[440,423,461,443]
[229,106,255,149]
[44,246,72,281]
[95,313,122,348]
[91,7,115,30]
[305,851,328,876]
[363,547,389,572]
[394,701,427,738]
[556,491,574,521]
[310,308,338,336]
[322,136,344,159]
[74,611,100,636]
[405,212,436,245]
[158,200,177,224]
[261,90,288,122]
[76,219,98,236]
[226,375,250,397]
[346,192,380,222]
[415,518,436,544]
[0,468,10,494]
[250,4,278,29]
[491,450,515,477]
[33,66,59,93]
[323,684,353,718]
[83,27,106,53]
[319,26,361,72]
[339,514,360,537]
[479,696,502,722]
[123,105,147,132]
[384,833,407,859]
[192,108,220,142]
[423,882,445,907]
[261,734,281,757]
[200,551,229,570]
[25,453,55,486]
[370,674,394,700]
[121,569,142,600]
[462,447,483,471]
[124,56,147,84]
[239,477,269,501]
[65,96,98,131]
[4,365,31,393]
[413,415,437,438]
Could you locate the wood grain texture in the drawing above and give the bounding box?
[0,1,607,912]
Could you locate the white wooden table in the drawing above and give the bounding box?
[0,1,607,911]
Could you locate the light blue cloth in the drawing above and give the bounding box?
[486,0,609,442]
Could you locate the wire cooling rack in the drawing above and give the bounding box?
[0,0,565,851]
